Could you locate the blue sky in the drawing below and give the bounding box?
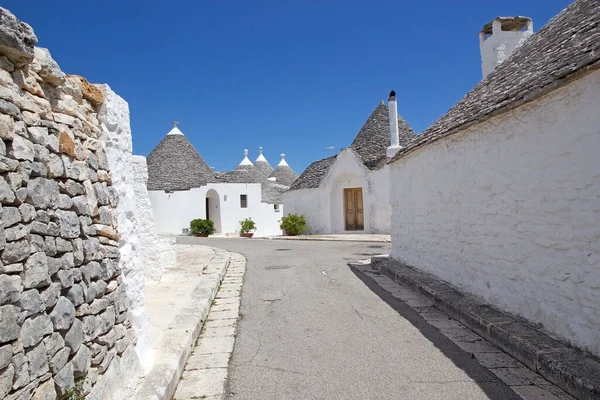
[4,1,568,173]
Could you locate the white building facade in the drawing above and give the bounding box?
[284,94,415,234]
[146,125,294,237]
[388,7,600,356]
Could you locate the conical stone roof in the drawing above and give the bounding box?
[217,149,262,184]
[350,102,415,169]
[254,147,273,180]
[269,154,297,186]
[147,125,215,191]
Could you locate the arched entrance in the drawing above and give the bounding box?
[205,189,222,233]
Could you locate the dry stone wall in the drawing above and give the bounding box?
[0,7,140,399]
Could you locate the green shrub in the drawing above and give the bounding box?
[190,219,215,236]
[240,218,256,233]
[279,214,306,236]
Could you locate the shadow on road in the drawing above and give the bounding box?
[348,265,521,400]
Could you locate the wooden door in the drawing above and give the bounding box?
[205,198,210,220]
[344,188,364,231]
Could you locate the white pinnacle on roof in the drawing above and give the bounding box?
[239,149,254,166]
[278,153,289,167]
[255,146,268,163]
[167,121,184,136]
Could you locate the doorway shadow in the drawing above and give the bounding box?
[348,265,521,400]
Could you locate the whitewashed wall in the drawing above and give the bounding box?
[283,149,391,234]
[389,70,600,356]
[149,183,283,237]
[479,19,532,78]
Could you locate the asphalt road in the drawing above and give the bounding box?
[177,237,520,400]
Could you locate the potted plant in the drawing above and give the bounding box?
[190,219,215,237]
[240,218,256,238]
[279,214,306,236]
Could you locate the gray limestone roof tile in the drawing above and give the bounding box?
[288,155,337,191]
[390,0,600,163]
[261,181,287,204]
[254,160,274,180]
[268,165,297,187]
[350,103,415,170]
[147,134,215,191]
[217,164,262,184]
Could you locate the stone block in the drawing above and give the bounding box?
[30,376,56,399]
[49,296,75,331]
[0,344,10,369]
[18,203,35,223]
[0,7,37,67]
[39,282,59,309]
[63,317,83,354]
[0,155,19,173]
[42,332,63,359]
[82,315,98,342]
[0,176,15,203]
[56,269,73,289]
[2,238,30,264]
[83,238,104,262]
[45,153,63,178]
[43,236,56,257]
[0,304,19,343]
[25,340,48,378]
[20,313,52,347]
[0,363,13,398]
[2,206,20,226]
[53,361,74,397]
[0,99,21,120]
[70,75,103,106]
[0,274,21,304]
[33,47,65,87]
[0,114,14,141]
[25,177,59,209]
[13,67,44,97]
[22,251,50,288]
[55,210,80,239]
[66,283,84,307]
[54,237,72,253]
[11,351,29,389]
[49,347,69,374]
[72,344,91,378]
[17,289,44,316]
[8,135,34,161]
[4,223,29,241]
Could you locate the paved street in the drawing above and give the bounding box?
[177,237,520,400]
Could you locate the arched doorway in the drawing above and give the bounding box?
[205,189,222,233]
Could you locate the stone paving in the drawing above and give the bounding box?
[173,252,246,400]
[350,259,576,400]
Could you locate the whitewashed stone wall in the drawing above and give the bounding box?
[97,86,153,376]
[131,156,168,282]
[389,69,600,356]
[149,182,283,237]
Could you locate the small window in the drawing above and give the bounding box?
[274,204,280,212]
[240,194,247,208]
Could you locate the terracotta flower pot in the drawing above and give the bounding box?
[241,232,254,238]
[195,233,208,237]
[284,231,298,236]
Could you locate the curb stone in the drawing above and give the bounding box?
[173,252,246,400]
[370,256,600,400]
[260,235,391,243]
[131,248,231,400]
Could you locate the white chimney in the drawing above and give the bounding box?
[386,90,401,158]
[479,16,533,79]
